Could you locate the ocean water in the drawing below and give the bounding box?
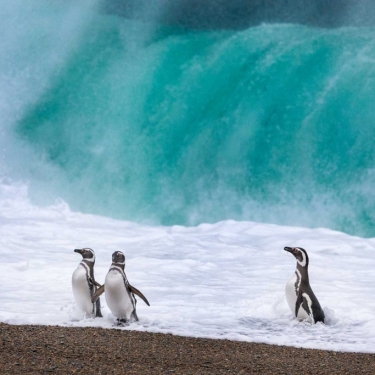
[2,1,375,236]
[1,0,375,353]
[1,183,375,353]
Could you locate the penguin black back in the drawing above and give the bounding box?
[284,247,325,324]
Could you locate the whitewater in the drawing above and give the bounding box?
[0,182,374,353]
[3,2,375,236]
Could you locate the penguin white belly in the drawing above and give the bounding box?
[105,271,134,320]
[285,274,298,312]
[285,273,309,320]
[72,266,93,316]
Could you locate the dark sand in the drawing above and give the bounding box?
[0,323,374,374]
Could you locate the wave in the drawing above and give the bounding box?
[2,1,375,236]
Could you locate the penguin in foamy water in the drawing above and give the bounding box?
[72,248,103,318]
[284,247,324,324]
[92,251,150,324]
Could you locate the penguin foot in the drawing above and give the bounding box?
[116,318,129,326]
[131,310,139,322]
[95,299,103,318]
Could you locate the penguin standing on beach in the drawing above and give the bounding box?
[72,248,103,318]
[284,247,325,323]
[92,251,150,324]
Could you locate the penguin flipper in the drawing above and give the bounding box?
[92,279,102,288]
[129,285,150,306]
[295,293,304,317]
[301,294,313,321]
[92,284,105,303]
[88,277,102,288]
[299,293,318,323]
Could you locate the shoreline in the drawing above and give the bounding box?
[1,323,375,374]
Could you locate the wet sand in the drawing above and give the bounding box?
[0,323,374,374]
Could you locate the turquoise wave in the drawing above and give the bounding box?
[3,2,375,236]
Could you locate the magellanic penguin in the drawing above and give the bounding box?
[284,247,325,324]
[92,251,150,324]
[72,248,103,318]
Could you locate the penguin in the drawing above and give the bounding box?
[284,247,325,324]
[72,248,103,318]
[92,251,150,324]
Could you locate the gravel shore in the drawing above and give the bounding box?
[0,323,374,374]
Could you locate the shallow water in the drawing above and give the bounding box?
[0,183,375,353]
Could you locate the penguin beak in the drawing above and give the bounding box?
[284,247,294,253]
[74,249,84,254]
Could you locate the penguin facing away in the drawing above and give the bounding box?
[284,247,325,324]
[72,248,103,318]
[92,251,150,324]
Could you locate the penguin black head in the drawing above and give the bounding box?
[284,247,309,267]
[74,248,95,262]
[112,251,125,265]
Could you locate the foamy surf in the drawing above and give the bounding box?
[0,182,374,353]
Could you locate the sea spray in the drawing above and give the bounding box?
[2,2,375,236]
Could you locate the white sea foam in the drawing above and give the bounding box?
[0,182,375,353]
